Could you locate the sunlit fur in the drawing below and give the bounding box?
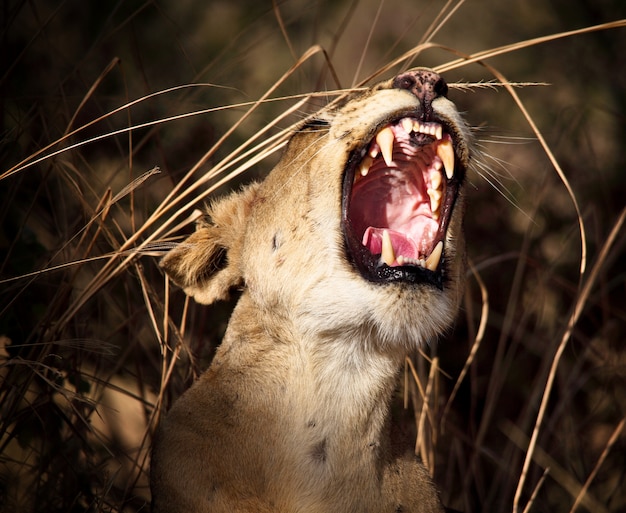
[151,69,472,513]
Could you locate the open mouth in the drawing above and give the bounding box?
[342,115,463,288]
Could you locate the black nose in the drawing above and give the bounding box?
[392,69,448,119]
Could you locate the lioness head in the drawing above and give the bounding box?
[162,68,471,353]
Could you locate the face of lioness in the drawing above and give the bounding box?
[163,67,470,354]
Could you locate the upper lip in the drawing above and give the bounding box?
[341,112,463,287]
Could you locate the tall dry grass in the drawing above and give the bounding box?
[1,1,625,512]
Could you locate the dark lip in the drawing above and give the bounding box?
[341,112,464,289]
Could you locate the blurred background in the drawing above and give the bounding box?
[1,1,625,512]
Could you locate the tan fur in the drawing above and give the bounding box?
[151,68,472,513]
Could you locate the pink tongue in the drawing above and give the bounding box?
[362,227,419,260]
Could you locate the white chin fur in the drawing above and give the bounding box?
[295,271,458,353]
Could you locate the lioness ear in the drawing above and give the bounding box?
[160,183,260,304]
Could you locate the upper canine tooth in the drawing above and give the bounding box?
[425,241,443,271]
[376,127,394,166]
[437,139,455,179]
[381,229,396,266]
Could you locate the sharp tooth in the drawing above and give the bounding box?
[427,188,442,219]
[430,170,442,190]
[359,155,373,177]
[381,229,396,266]
[413,120,421,133]
[427,189,443,202]
[401,118,413,134]
[437,139,455,179]
[425,241,443,271]
[435,124,443,140]
[376,127,394,166]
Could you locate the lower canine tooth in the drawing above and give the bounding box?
[359,155,373,177]
[381,229,396,266]
[425,241,443,271]
[376,127,394,166]
[437,139,455,179]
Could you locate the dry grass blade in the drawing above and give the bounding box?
[521,468,549,513]
[418,0,466,46]
[65,57,122,136]
[2,2,624,512]
[513,206,626,513]
[436,19,626,73]
[480,62,588,277]
[441,259,488,425]
[569,419,625,513]
[273,0,298,63]
[503,421,609,513]
[1,83,236,180]
[405,355,438,473]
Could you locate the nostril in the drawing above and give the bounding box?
[433,77,448,98]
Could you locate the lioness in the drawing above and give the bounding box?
[151,68,471,513]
